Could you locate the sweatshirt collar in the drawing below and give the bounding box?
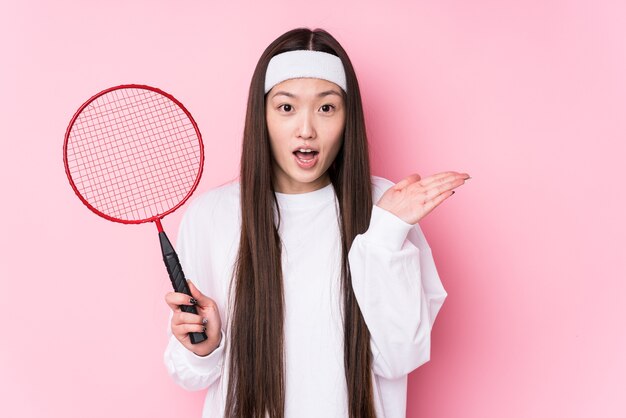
[274,181,335,209]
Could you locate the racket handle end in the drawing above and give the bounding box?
[190,331,208,344]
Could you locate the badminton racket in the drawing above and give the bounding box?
[63,84,207,344]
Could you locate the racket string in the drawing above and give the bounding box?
[66,87,202,221]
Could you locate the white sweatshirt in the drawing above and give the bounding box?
[163,175,447,418]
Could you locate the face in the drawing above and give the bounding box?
[265,77,346,194]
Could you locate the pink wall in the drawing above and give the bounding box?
[1,1,624,417]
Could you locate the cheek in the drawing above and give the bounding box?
[330,139,343,160]
[329,124,345,154]
[267,118,291,145]
[266,122,287,156]
[322,136,343,166]
[331,113,346,146]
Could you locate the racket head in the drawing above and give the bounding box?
[63,84,204,224]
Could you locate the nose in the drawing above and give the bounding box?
[297,109,316,140]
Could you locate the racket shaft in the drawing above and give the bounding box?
[159,231,208,345]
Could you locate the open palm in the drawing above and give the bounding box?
[376,171,470,225]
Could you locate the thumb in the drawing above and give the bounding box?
[186,279,209,305]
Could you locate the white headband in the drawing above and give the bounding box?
[264,50,347,94]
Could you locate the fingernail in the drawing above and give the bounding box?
[202,317,208,325]
[466,176,472,180]
[189,297,197,305]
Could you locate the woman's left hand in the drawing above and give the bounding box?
[376,171,470,225]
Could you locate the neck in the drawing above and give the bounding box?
[273,173,331,194]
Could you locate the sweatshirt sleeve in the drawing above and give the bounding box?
[163,313,226,391]
[162,196,226,391]
[348,204,448,380]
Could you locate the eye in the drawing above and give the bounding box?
[278,104,293,112]
[320,104,335,113]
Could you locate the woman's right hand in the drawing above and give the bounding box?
[165,279,223,357]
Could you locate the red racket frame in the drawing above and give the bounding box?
[62,84,204,233]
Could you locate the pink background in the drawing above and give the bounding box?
[1,1,624,417]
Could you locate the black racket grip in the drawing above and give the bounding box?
[159,231,208,345]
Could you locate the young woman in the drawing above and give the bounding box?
[163,27,469,418]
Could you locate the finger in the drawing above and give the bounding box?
[173,322,206,337]
[394,173,421,190]
[172,310,207,326]
[422,189,455,215]
[164,291,196,312]
[417,174,467,199]
[187,280,218,309]
[417,171,463,188]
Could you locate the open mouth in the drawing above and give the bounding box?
[293,150,319,162]
[292,150,319,168]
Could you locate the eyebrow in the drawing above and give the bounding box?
[271,90,342,99]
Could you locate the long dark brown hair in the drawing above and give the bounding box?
[226,27,375,418]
